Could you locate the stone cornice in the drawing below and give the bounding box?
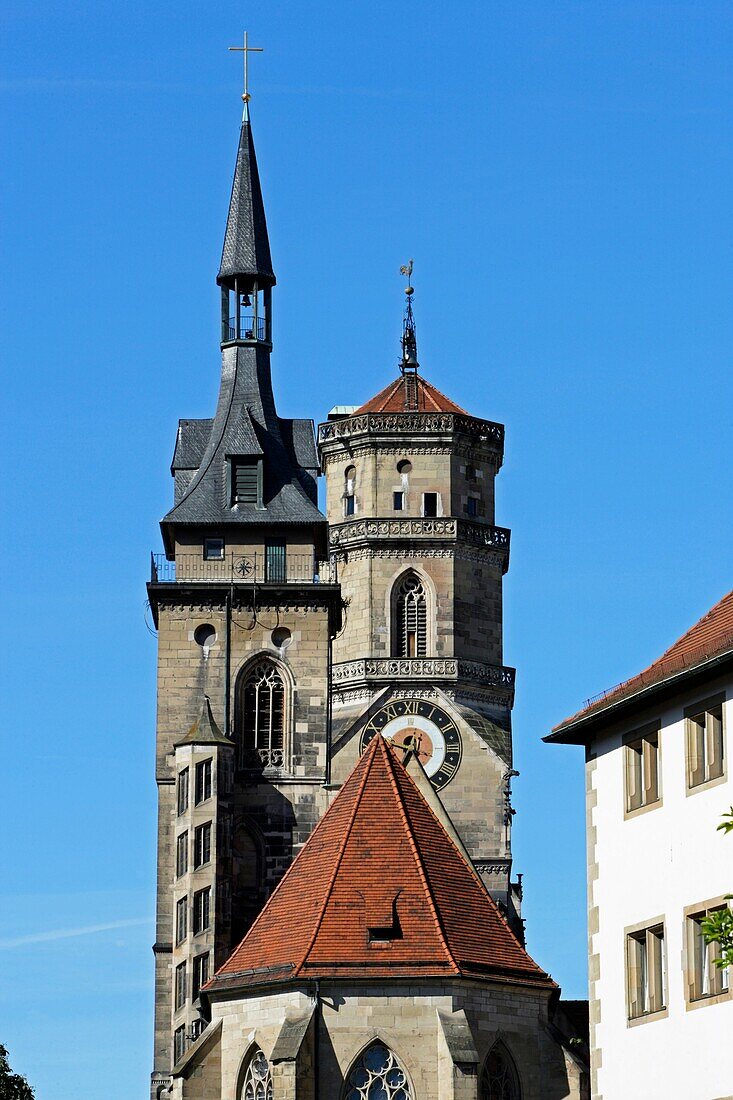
[332,657,515,698]
[329,516,510,555]
[318,412,504,458]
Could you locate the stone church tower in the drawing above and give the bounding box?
[319,277,521,926]
[148,89,588,1100]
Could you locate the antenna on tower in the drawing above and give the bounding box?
[399,260,419,410]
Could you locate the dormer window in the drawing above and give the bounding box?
[232,459,260,506]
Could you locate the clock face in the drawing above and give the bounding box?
[360,698,462,790]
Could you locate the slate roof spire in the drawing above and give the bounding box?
[217,104,275,289]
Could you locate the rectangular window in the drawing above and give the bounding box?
[687,905,731,1001]
[393,491,404,511]
[423,492,438,518]
[626,923,666,1019]
[686,699,725,788]
[466,497,479,517]
[176,896,188,944]
[193,887,211,935]
[194,759,212,805]
[173,1025,186,1064]
[175,961,187,1011]
[203,537,224,561]
[265,539,287,583]
[194,822,212,868]
[176,831,188,877]
[624,727,660,812]
[344,494,355,517]
[177,769,189,816]
[192,952,210,999]
[232,460,259,505]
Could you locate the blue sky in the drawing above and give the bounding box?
[3,2,733,1097]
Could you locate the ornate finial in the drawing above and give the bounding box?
[228,32,264,112]
[399,260,419,391]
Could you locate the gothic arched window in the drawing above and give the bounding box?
[241,1047,273,1100]
[392,572,428,658]
[236,659,285,769]
[480,1042,521,1100]
[344,1041,412,1100]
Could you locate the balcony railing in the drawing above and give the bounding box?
[331,657,516,690]
[226,315,266,342]
[150,552,336,585]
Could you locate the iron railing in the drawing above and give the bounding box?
[150,552,336,585]
[226,315,266,342]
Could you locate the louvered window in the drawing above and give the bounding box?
[236,660,285,768]
[232,460,259,505]
[393,573,428,658]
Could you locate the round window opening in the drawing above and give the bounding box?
[194,624,217,648]
[397,460,412,475]
[271,627,292,650]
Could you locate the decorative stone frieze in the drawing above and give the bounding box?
[329,516,510,550]
[317,411,504,447]
[332,657,515,689]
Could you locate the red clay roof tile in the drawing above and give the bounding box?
[355,374,466,414]
[207,736,552,991]
[553,589,733,734]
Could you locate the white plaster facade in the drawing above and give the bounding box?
[582,672,733,1100]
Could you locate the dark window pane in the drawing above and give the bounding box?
[265,540,286,582]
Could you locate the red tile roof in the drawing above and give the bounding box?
[207,736,552,992]
[552,589,733,737]
[355,374,466,414]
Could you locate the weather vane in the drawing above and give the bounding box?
[228,31,264,104]
[399,260,418,380]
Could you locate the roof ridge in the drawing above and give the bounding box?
[295,736,379,974]
[380,740,459,973]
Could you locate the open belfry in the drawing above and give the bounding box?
[148,44,589,1100]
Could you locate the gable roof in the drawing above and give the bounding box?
[548,589,733,743]
[355,374,467,414]
[206,736,553,993]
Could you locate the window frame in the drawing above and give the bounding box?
[422,491,439,518]
[174,960,187,1012]
[173,1025,186,1064]
[192,951,210,1000]
[391,571,429,659]
[393,490,405,511]
[176,831,189,878]
[193,821,212,868]
[193,886,211,935]
[684,897,732,1009]
[625,918,667,1024]
[203,536,225,561]
[623,722,661,817]
[231,458,262,507]
[176,769,189,816]
[235,657,288,770]
[175,895,188,944]
[685,695,726,792]
[194,758,212,805]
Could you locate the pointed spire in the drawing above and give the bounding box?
[399,260,419,410]
[175,695,231,747]
[217,111,275,288]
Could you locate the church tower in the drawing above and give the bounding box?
[318,273,522,926]
[148,101,341,1096]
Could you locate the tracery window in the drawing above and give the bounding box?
[236,660,285,769]
[393,572,428,658]
[241,1047,273,1100]
[480,1042,521,1100]
[344,1042,411,1100]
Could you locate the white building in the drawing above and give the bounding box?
[547,590,733,1100]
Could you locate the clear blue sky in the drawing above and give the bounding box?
[3,3,732,1097]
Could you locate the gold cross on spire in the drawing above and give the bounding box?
[228,31,264,104]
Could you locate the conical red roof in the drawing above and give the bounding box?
[207,736,552,992]
[355,374,466,414]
